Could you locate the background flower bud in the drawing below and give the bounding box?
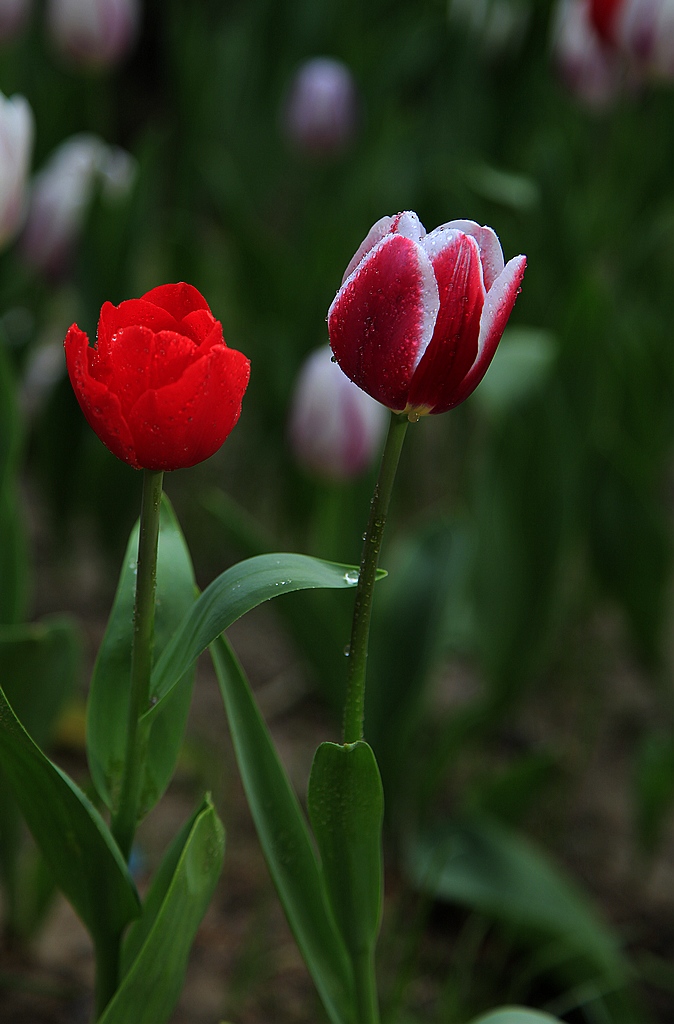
[0,0,31,43]
[590,0,674,79]
[288,345,387,481]
[552,0,625,108]
[47,0,139,68]
[20,133,136,278]
[281,57,359,158]
[0,91,33,249]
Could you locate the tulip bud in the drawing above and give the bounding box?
[0,91,33,250]
[0,0,31,43]
[288,345,387,481]
[46,0,139,68]
[552,0,625,108]
[282,57,358,158]
[20,133,136,278]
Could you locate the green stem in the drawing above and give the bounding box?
[343,411,409,744]
[111,468,164,861]
[354,948,380,1024]
[93,931,122,1021]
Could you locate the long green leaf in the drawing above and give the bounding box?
[0,617,80,935]
[405,815,626,981]
[145,553,371,724]
[0,684,139,944]
[86,494,197,817]
[211,635,356,1024]
[99,795,224,1024]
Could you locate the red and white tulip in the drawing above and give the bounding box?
[328,212,526,418]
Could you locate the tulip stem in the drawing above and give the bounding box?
[111,468,164,862]
[343,411,409,744]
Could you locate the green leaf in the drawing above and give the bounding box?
[211,636,356,1024]
[405,816,626,982]
[146,553,375,724]
[470,1010,561,1024]
[0,617,80,934]
[0,684,139,944]
[99,795,224,1024]
[86,494,197,817]
[307,741,384,960]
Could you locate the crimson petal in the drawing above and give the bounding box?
[328,233,438,412]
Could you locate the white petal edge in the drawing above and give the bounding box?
[340,210,426,284]
[437,219,505,291]
[459,253,526,394]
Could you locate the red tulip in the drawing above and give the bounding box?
[64,282,250,471]
[327,212,526,418]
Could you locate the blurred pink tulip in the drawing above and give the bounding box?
[0,91,33,249]
[0,0,31,42]
[552,0,624,107]
[47,0,139,68]
[589,0,674,78]
[20,133,136,278]
[288,345,387,481]
[282,57,358,158]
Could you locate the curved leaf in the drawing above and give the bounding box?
[405,815,626,981]
[145,553,372,724]
[211,636,356,1024]
[0,617,80,934]
[0,684,139,944]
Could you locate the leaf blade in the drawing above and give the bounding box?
[99,795,224,1024]
[0,684,139,943]
[211,635,356,1024]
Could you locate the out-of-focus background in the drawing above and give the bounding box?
[3,0,674,1021]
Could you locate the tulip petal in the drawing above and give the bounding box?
[340,211,425,284]
[435,253,527,413]
[408,232,484,412]
[141,281,211,320]
[181,308,220,344]
[64,324,139,467]
[127,345,250,471]
[439,220,505,291]
[328,233,439,412]
[97,299,182,359]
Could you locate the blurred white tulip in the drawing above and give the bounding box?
[282,57,359,158]
[20,133,136,277]
[47,0,139,68]
[288,345,388,481]
[0,91,33,249]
